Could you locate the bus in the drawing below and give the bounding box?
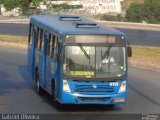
[27,15,132,108]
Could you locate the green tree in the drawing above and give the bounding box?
[3,0,21,11]
[126,3,144,22]
[2,0,43,15]
[121,0,144,11]
[0,0,5,15]
[142,0,160,23]
[126,0,160,23]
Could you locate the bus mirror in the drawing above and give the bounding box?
[128,46,132,57]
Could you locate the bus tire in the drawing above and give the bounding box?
[51,82,61,110]
[35,70,43,95]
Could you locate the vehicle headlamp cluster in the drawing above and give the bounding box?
[63,80,71,93]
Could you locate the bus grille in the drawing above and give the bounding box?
[74,84,115,93]
[78,97,111,102]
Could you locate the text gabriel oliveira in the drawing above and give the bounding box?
[2,114,39,120]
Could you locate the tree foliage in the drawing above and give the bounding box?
[1,0,43,14]
[0,0,5,4]
[126,0,160,23]
[0,0,5,15]
[126,3,143,22]
[50,3,82,14]
[143,0,160,23]
[100,14,125,22]
[1,0,82,15]
[51,4,82,10]
[121,0,144,11]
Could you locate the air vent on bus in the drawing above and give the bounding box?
[59,16,81,21]
[74,22,99,28]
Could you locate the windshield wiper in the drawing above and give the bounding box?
[101,45,113,60]
[78,44,90,60]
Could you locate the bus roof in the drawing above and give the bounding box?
[30,15,125,36]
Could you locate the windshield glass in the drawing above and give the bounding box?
[63,35,126,79]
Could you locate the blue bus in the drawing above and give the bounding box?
[28,15,132,108]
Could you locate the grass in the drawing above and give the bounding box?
[131,45,160,64]
[0,35,28,44]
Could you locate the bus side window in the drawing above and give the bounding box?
[47,34,52,56]
[41,31,44,52]
[35,28,39,48]
[49,35,57,60]
[54,37,58,61]
[28,23,33,45]
[38,29,44,51]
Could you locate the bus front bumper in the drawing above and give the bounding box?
[59,92,126,105]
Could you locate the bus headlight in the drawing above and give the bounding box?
[118,81,126,93]
[63,80,71,93]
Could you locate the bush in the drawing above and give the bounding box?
[126,3,143,22]
[100,14,125,22]
[126,0,160,24]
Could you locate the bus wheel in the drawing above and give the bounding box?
[35,71,43,95]
[52,83,61,110]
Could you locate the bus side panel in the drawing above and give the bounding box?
[45,34,59,95]
[38,52,45,88]
[27,43,32,78]
[45,58,56,95]
[55,43,62,101]
[45,58,51,94]
[38,32,49,89]
[44,56,59,96]
[28,27,36,79]
[46,56,59,95]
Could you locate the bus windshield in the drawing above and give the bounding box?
[63,35,126,79]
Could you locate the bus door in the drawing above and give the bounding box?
[28,24,37,79]
[37,29,46,88]
[45,34,58,93]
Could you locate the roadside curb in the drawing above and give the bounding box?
[0,19,29,24]
[0,19,160,31]
[0,41,27,49]
[129,60,160,72]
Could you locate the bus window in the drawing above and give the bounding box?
[37,29,41,50]
[49,35,55,59]
[38,29,44,51]
[28,23,33,45]
[49,35,57,60]
[41,33,44,52]
[35,28,39,48]
[47,34,52,56]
